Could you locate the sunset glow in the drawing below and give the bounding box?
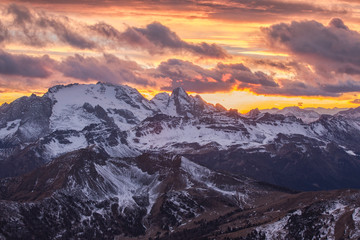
[1,0,360,112]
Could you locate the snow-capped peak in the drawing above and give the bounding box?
[150,92,170,113]
[171,86,189,99]
[246,108,261,118]
[149,87,214,117]
[46,82,156,131]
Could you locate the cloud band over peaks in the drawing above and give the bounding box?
[1,4,228,59]
[91,22,228,59]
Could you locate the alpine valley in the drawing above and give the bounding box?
[1,82,360,239]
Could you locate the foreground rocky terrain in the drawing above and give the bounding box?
[0,82,360,239]
[0,148,359,239]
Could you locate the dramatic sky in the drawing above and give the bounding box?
[1,0,360,112]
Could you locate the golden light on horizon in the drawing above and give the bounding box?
[2,84,357,114]
[200,90,357,114]
[0,0,360,112]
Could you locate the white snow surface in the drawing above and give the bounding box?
[130,120,248,151]
[150,92,171,114]
[0,119,20,138]
[339,145,357,156]
[306,107,348,115]
[43,134,88,159]
[47,83,155,131]
[181,157,247,204]
[2,83,360,165]
[345,150,357,156]
[257,214,292,239]
[260,107,320,123]
[336,107,360,120]
[128,109,334,153]
[150,88,215,117]
[74,160,161,213]
[150,88,190,117]
[261,107,348,116]
[246,120,312,146]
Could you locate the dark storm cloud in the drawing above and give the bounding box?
[263,18,360,73]
[57,54,153,86]
[91,22,228,58]
[156,59,277,93]
[0,50,53,78]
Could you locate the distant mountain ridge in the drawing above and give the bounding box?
[0,82,359,191]
[256,106,349,123]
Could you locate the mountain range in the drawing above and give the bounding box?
[1,82,360,239]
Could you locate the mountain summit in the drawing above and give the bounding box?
[0,82,360,190]
[1,83,360,239]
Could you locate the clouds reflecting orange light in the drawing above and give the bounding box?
[0,0,360,111]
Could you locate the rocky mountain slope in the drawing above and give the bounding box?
[1,82,360,239]
[0,82,360,191]
[1,147,359,240]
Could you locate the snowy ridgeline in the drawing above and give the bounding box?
[1,83,360,239]
[0,82,359,162]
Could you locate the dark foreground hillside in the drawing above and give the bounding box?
[0,149,359,239]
